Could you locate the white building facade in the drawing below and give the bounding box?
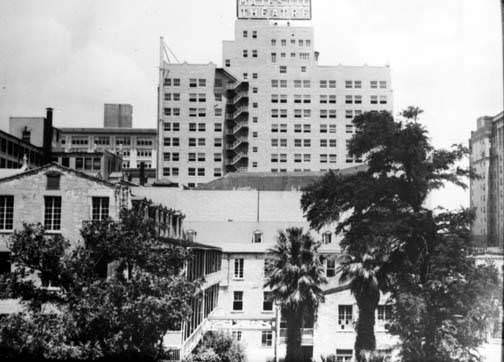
[157,2,393,187]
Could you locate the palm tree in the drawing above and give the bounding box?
[264,227,327,362]
[338,246,389,362]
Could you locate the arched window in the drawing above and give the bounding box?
[186,229,197,242]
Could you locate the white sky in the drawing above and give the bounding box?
[0,0,502,209]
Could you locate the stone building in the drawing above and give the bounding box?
[470,111,504,247]
[135,170,398,362]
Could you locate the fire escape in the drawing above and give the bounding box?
[225,82,249,172]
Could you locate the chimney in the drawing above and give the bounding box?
[139,162,146,186]
[43,107,53,164]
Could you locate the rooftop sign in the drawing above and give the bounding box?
[237,0,312,20]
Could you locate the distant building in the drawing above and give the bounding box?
[58,127,157,172]
[0,129,44,169]
[104,103,133,128]
[8,108,61,165]
[157,0,393,187]
[469,111,504,247]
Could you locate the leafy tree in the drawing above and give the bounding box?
[264,227,326,362]
[0,200,197,361]
[301,109,500,361]
[185,331,245,362]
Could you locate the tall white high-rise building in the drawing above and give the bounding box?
[157,2,393,187]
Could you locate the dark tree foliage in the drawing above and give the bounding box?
[264,227,326,362]
[301,109,501,362]
[0,199,197,361]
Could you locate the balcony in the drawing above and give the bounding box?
[279,328,314,346]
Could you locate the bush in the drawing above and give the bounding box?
[185,331,245,362]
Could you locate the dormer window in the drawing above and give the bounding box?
[253,231,263,243]
[322,231,332,244]
[46,172,61,190]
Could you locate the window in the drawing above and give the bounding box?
[354,80,362,88]
[198,123,206,132]
[0,252,10,275]
[303,154,311,162]
[377,305,392,322]
[322,231,332,244]
[336,349,353,362]
[326,258,336,277]
[214,153,222,162]
[371,95,378,104]
[263,292,274,311]
[243,49,248,58]
[199,79,206,87]
[279,65,287,74]
[380,95,387,104]
[271,39,276,46]
[197,153,206,162]
[44,196,61,231]
[253,88,258,94]
[280,80,287,88]
[197,168,205,176]
[281,39,286,46]
[199,138,206,146]
[252,30,257,38]
[233,291,243,311]
[252,50,258,58]
[294,153,302,163]
[379,81,387,88]
[261,331,273,347]
[320,80,327,88]
[232,331,242,341]
[213,168,222,177]
[0,196,14,231]
[345,80,353,88]
[253,231,262,243]
[92,197,109,221]
[189,78,197,87]
[338,305,353,328]
[345,95,353,104]
[329,80,336,88]
[370,80,378,89]
[225,59,230,67]
[271,139,279,147]
[243,30,248,38]
[252,73,258,79]
[214,123,222,132]
[234,259,244,279]
[271,53,277,63]
[46,173,60,190]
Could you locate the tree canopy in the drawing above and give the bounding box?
[0,200,197,361]
[301,109,501,362]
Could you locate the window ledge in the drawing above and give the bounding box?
[231,310,244,314]
[0,230,14,234]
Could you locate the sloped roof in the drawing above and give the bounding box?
[0,163,116,187]
[197,166,366,191]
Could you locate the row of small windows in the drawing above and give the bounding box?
[270,52,311,63]
[163,108,224,118]
[163,122,223,132]
[163,78,207,87]
[270,79,388,89]
[162,138,222,147]
[268,137,343,148]
[271,38,311,47]
[271,123,347,133]
[270,106,384,119]
[270,154,340,163]
[161,167,222,178]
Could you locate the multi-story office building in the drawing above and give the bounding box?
[470,112,504,247]
[58,127,156,170]
[157,2,393,187]
[157,63,245,187]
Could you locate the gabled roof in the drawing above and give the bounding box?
[0,163,116,187]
